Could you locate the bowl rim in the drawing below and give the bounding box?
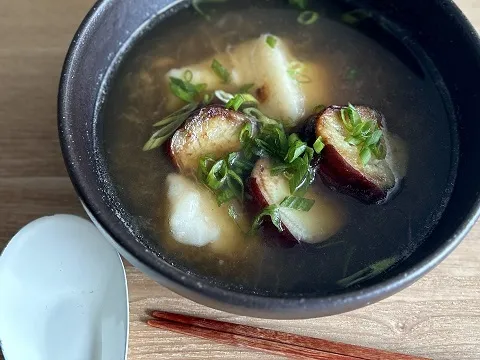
[58,0,480,318]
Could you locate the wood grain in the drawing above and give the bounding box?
[0,1,479,359]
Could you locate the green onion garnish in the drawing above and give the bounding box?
[214,90,258,110]
[284,135,308,163]
[143,102,198,151]
[239,122,254,144]
[211,58,231,83]
[287,62,311,83]
[313,136,325,154]
[252,195,314,231]
[206,159,228,190]
[252,205,282,231]
[240,120,316,197]
[183,69,193,82]
[341,9,371,25]
[192,0,228,20]
[288,0,308,10]
[169,76,206,103]
[266,35,277,49]
[338,256,399,287]
[297,11,319,25]
[198,150,254,206]
[214,89,234,103]
[225,93,259,111]
[280,195,315,211]
[340,103,386,165]
[243,107,280,126]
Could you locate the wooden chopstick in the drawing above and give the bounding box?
[147,311,430,360]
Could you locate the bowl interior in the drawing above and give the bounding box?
[59,0,480,317]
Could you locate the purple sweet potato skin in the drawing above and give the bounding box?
[307,106,392,204]
[247,177,298,248]
[318,144,387,203]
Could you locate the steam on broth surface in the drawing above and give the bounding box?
[101,0,456,296]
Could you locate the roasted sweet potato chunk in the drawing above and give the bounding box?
[169,105,253,174]
[248,158,344,245]
[311,105,400,204]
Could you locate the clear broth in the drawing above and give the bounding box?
[101,0,456,296]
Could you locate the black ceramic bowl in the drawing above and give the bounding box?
[58,0,480,319]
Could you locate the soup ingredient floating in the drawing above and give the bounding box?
[169,105,254,174]
[142,33,408,250]
[166,173,248,255]
[164,34,328,128]
[249,158,344,244]
[307,104,407,203]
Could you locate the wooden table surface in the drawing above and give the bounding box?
[1,1,480,359]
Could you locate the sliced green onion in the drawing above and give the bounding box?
[206,159,228,190]
[338,256,399,287]
[288,158,309,195]
[152,102,198,127]
[192,0,228,21]
[198,156,216,179]
[313,136,325,154]
[199,150,251,206]
[143,120,183,151]
[252,205,282,231]
[280,195,315,211]
[225,93,259,111]
[288,0,308,10]
[266,35,277,49]
[359,147,372,165]
[342,9,371,25]
[340,103,385,165]
[227,151,254,176]
[288,133,300,147]
[239,122,254,144]
[366,129,383,147]
[211,58,231,83]
[304,147,314,163]
[345,135,362,146]
[297,11,319,25]
[284,140,307,164]
[143,102,198,151]
[243,107,280,126]
[183,69,193,82]
[252,195,315,232]
[214,89,234,103]
[227,170,244,200]
[270,162,290,175]
[169,76,205,103]
[169,77,195,103]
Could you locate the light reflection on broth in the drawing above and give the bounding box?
[101,1,455,296]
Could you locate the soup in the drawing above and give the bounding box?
[100,0,457,296]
